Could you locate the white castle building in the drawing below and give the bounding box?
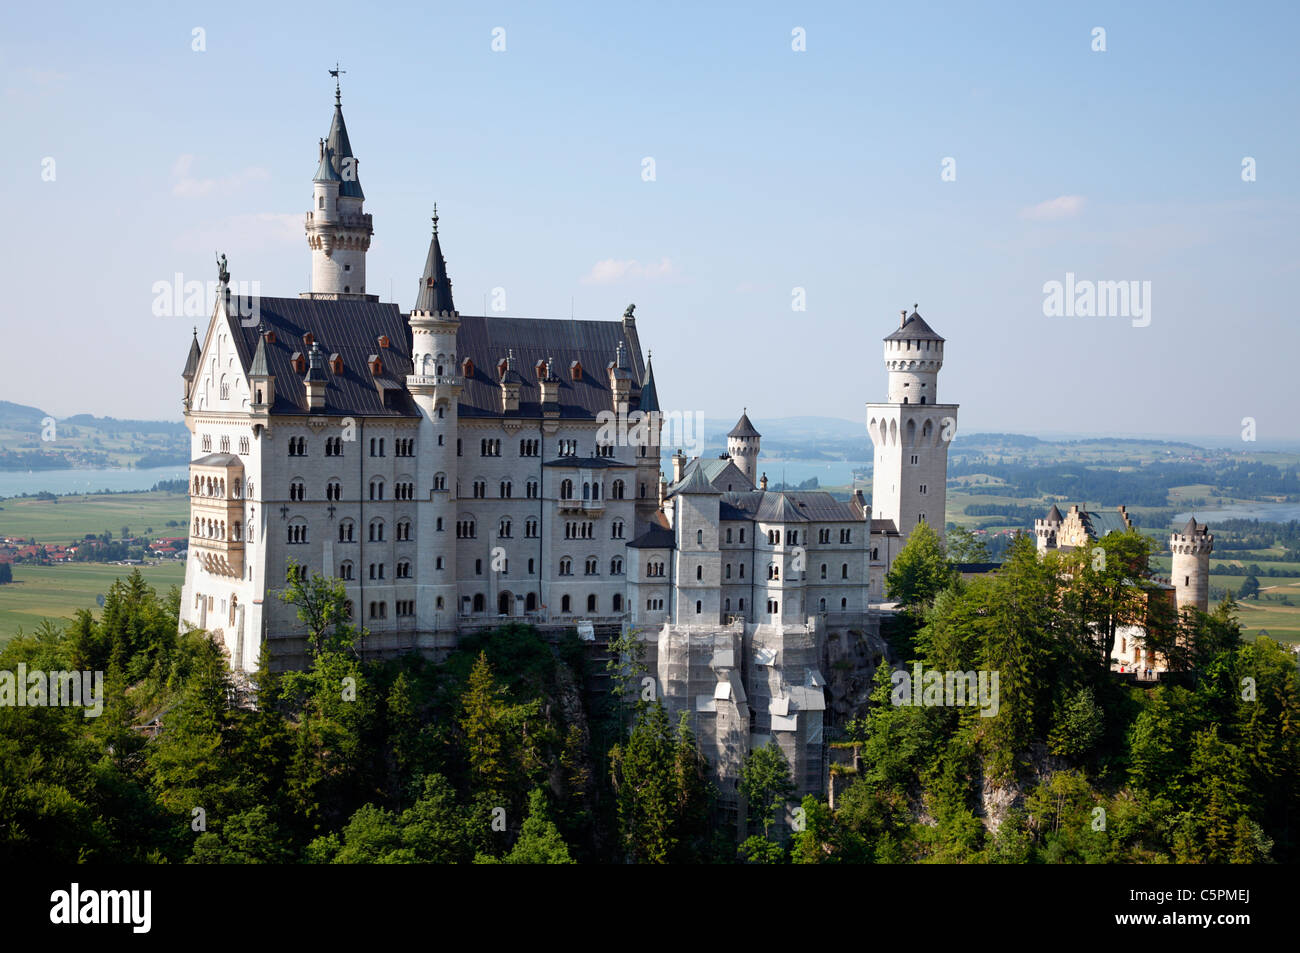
[178,81,961,803]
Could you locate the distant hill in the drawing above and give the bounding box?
[0,401,183,435]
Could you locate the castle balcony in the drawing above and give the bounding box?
[557,498,604,515]
[305,210,373,232]
[405,374,462,389]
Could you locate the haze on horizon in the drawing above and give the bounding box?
[3,1,1297,443]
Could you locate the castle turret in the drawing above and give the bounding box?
[304,77,373,298]
[727,410,761,487]
[1170,517,1213,613]
[182,327,201,407]
[635,352,663,524]
[1035,504,1063,552]
[407,206,461,636]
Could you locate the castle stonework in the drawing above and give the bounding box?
[1170,517,1213,614]
[865,310,959,565]
[177,84,958,801]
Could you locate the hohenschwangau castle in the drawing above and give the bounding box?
[178,85,959,807]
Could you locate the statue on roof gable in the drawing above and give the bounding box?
[623,303,635,318]
[215,252,229,285]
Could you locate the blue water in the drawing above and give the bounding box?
[1175,504,1300,525]
[0,466,188,497]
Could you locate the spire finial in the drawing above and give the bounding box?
[913,302,918,311]
[329,63,345,105]
[432,203,439,235]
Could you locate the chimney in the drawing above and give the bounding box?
[658,471,667,507]
[500,349,521,413]
[760,472,768,490]
[539,357,560,415]
[304,342,328,411]
[671,449,686,483]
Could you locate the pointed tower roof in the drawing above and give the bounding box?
[639,353,660,412]
[1181,516,1201,535]
[884,307,945,343]
[325,80,363,199]
[1045,504,1063,523]
[415,206,456,314]
[728,409,761,439]
[313,141,341,183]
[182,327,201,380]
[249,327,271,377]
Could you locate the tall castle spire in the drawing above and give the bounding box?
[415,204,456,315]
[304,67,373,298]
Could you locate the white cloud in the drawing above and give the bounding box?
[580,257,674,285]
[1020,195,1086,221]
[171,154,270,198]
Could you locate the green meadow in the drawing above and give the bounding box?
[0,491,189,544]
[0,561,186,643]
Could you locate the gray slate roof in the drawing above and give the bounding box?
[1045,504,1063,523]
[183,330,201,379]
[326,102,363,199]
[639,357,659,412]
[455,314,647,420]
[718,490,861,523]
[191,452,242,467]
[728,411,760,438]
[884,309,944,343]
[627,524,675,550]
[228,296,419,418]
[414,223,455,314]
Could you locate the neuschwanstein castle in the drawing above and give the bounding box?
[178,82,960,806]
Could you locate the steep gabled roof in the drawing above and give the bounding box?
[675,465,723,495]
[313,143,341,183]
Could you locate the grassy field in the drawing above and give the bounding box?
[1232,578,1300,644]
[0,561,186,643]
[0,491,189,544]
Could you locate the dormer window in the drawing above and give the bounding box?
[330,353,343,375]
[377,335,390,349]
[462,357,474,378]
[497,358,508,380]
[535,360,547,378]
[291,352,306,374]
[303,332,314,348]
[264,329,276,344]
[570,361,582,381]
[368,354,383,376]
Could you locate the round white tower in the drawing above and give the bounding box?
[1170,517,1213,613]
[884,306,944,404]
[727,410,761,487]
[305,79,373,298]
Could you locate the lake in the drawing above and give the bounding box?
[1175,504,1300,525]
[0,466,188,497]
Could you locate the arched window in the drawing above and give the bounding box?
[561,594,571,614]
[560,479,573,500]
[697,529,703,546]
[613,594,622,613]
[587,594,597,613]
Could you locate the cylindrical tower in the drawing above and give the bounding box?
[884,308,944,405]
[727,410,761,487]
[1170,517,1213,613]
[305,82,373,297]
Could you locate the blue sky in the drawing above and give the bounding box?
[3,0,1297,442]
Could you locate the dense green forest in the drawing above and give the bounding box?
[2,527,1297,863]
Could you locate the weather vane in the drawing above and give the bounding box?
[329,63,346,103]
